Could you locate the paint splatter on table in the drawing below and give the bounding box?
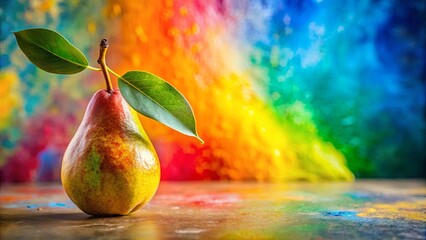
[1,180,425,239]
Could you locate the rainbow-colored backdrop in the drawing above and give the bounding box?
[0,0,425,182]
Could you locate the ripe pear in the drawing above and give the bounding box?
[61,89,160,216]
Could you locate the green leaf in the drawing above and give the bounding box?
[13,28,88,74]
[118,71,203,142]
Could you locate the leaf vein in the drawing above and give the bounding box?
[21,34,87,68]
[119,76,189,128]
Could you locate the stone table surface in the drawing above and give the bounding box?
[1,180,425,240]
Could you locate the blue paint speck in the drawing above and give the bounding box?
[48,202,67,207]
[345,192,371,200]
[324,210,358,218]
[19,202,73,209]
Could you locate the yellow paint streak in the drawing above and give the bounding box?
[0,71,22,130]
[357,201,426,222]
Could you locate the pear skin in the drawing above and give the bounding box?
[61,89,160,216]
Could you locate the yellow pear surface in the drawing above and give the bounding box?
[61,89,160,216]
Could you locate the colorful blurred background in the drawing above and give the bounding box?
[0,0,424,182]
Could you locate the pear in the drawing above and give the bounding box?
[61,89,160,216]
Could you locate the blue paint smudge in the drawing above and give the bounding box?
[26,202,71,209]
[324,210,358,218]
[413,194,426,198]
[345,191,421,203]
[345,192,372,200]
[6,201,74,209]
[49,202,67,207]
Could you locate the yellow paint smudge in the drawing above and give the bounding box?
[179,7,188,16]
[0,71,22,130]
[87,22,96,33]
[135,26,148,43]
[357,201,426,222]
[112,3,122,16]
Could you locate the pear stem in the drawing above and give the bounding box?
[97,39,113,93]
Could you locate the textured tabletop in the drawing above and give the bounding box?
[1,180,425,239]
